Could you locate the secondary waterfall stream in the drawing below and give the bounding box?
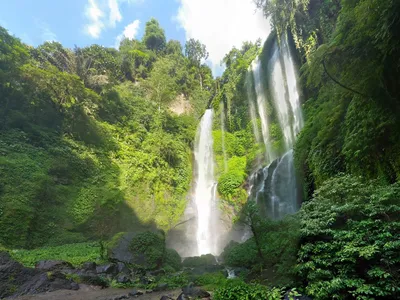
[247,34,303,219]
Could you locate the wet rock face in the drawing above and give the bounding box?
[0,251,39,298]
[35,260,73,271]
[0,251,76,298]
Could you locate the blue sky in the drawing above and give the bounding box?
[0,0,270,75]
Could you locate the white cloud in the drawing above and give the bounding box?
[108,0,122,27]
[121,0,145,4]
[85,0,104,38]
[176,0,270,74]
[84,0,144,38]
[36,20,57,42]
[114,19,140,48]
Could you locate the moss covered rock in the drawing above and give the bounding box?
[164,248,182,271]
[107,231,173,270]
[182,254,216,268]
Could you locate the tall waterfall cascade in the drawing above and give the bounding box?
[192,109,221,256]
[247,34,303,219]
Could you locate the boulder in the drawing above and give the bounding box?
[154,283,168,292]
[117,262,129,274]
[0,251,39,298]
[107,231,165,270]
[109,295,129,300]
[82,262,97,271]
[0,253,77,298]
[35,260,73,271]
[182,283,210,298]
[182,254,216,268]
[79,274,109,288]
[96,263,118,275]
[182,254,222,276]
[116,274,130,284]
[160,296,173,300]
[129,288,144,297]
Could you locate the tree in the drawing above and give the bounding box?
[166,40,183,56]
[240,201,265,262]
[143,18,166,52]
[32,41,76,73]
[119,38,155,81]
[185,38,209,89]
[146,57,177,110]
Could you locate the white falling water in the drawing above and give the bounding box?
[193,109,219,255]
[247,34,303,220]
[251,57,275,163]
[281,35,304,136]
[269,45,295,149]
[246,75,262,146]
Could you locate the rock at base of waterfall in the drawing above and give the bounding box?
[35,260,73,271]
[182,254,216,267]
[107,231,177,270]
[182,283,210,298]
[128,288,144,297]
[0,251,78,299]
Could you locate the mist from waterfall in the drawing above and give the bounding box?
[247,34,303,219]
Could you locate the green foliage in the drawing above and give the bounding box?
[286,0,400,199]
[182,254,216,267]
[194,272,227,290]
[213,279,284,300]
[143,18,166,52]
[221,240,258,269]
[218,170,246,204]
[0,21,212,249]
[129,231,165,270]
[298,175,400,299]
[157,273,189,289]
[185,39,209,67]
[223,203,300,287]
[10,242,102,268]
[164,248,182,271]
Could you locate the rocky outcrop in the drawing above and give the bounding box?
[0,251,77,298]
[35,260,73,271]
[107,231,181,272]
[169,94,192,116]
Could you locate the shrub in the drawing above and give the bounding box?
[298,175,400,299]
[194,272,227,290]
[221,240,258,269]
[213,279,283,300]
[10,242,102,267]
[129,231,165,270]
[182,254,216,267]
[164,248,182,271]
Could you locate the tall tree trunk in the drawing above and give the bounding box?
[251,224,264,262]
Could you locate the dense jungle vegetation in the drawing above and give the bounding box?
[1,0,400,299]
[0,18,214,248]
[216,0,400,299]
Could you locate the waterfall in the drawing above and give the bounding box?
[250,57,275,163]
[193,109,220,255]
[247,33,303,220]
